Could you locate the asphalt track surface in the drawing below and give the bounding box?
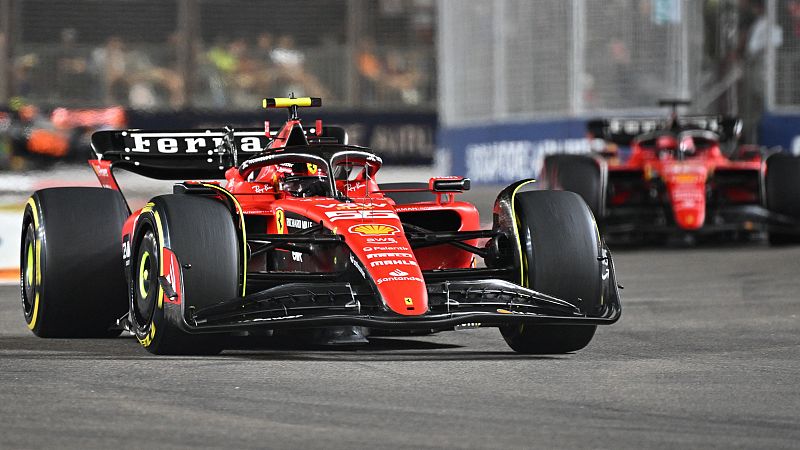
[1,188,800,449]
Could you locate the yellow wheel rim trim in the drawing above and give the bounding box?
[138,251,150,299]
[25,242,33,287]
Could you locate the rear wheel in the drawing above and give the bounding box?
[500,190,603,354]
[130,194,239,355]
[765,153,800,245]
[21,188,128,337]
[542,154,605,219]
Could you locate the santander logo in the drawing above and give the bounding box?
[389,269,408,277]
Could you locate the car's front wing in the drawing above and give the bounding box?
[184,274,622,333]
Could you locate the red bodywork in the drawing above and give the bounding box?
[101,117,479,317]
[606,130,762,231]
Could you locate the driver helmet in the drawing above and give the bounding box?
[283,162,328,197]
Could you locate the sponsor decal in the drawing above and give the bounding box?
[306,163,318,175]
[252,184,273,193]
[317,202,388,210]
[346,182,366,192]
[365,252,413,260]
[291,251,303,262]
[369,259,417,267]
[394,205,447,213]
[363,246,410,252]
[326,210,398,222]
[404,297,414,306]
[125,131,268,154]
[251,314,304,322]
[286,217,314,230]
[349,224,401,236]
[366,237,398,244]
[275,208,285,234]
[389,269,408,276]
[375,275,424,285]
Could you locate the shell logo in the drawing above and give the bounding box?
[348,224,400,236]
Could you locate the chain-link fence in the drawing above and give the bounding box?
[0,0,437,111]
[439,0,705,126]
[439,0,794,140]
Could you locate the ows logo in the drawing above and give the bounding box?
[348,224,400,236]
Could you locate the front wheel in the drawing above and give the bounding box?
[500,190,603,354]
[130,194,240,355]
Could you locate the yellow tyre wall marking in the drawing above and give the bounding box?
[26,198,41,330]
[200,184,248,296]
[509,180,536,287]
[153,211,166,309]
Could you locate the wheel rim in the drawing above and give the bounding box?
[132,231,158,327]
[21,224,36,318]
[138,251,151,299]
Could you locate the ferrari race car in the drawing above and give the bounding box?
[541,100,800,244]
[20,97,621,355]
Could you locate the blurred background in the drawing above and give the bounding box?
[0,0,798,269]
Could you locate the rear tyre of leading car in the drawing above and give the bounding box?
[541,154,605,220]
[765,153,800,245]
[130,194,239,355]
[500,190,603,354]
[21,188,129,337]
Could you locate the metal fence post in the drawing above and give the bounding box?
[570,0,585,116]
[0,0,12,103]
[492,0,506,121]
[766,0,777,111]
[177,0,199,109]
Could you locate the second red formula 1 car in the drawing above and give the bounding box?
[20,97,620,355]
[542,100,800,244]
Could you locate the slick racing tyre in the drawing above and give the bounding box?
[379,182,436,204]
[765,153,800,245]
[21,187,129,337]
[130,194,239,355]
[542,154,605,219]
[500,190,603,354]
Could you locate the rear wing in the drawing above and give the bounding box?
[91,125,347,180]
[588,116,742,146]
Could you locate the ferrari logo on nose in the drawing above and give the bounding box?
[404,297,414,306]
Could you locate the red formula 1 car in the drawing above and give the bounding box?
[20,97,620,355]
[542,100,800,244]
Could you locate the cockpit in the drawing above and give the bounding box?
[238,145,383,198]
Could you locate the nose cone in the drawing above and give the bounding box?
[346,229,428,315]
[308,199,429,315]
[664,164,708,230]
